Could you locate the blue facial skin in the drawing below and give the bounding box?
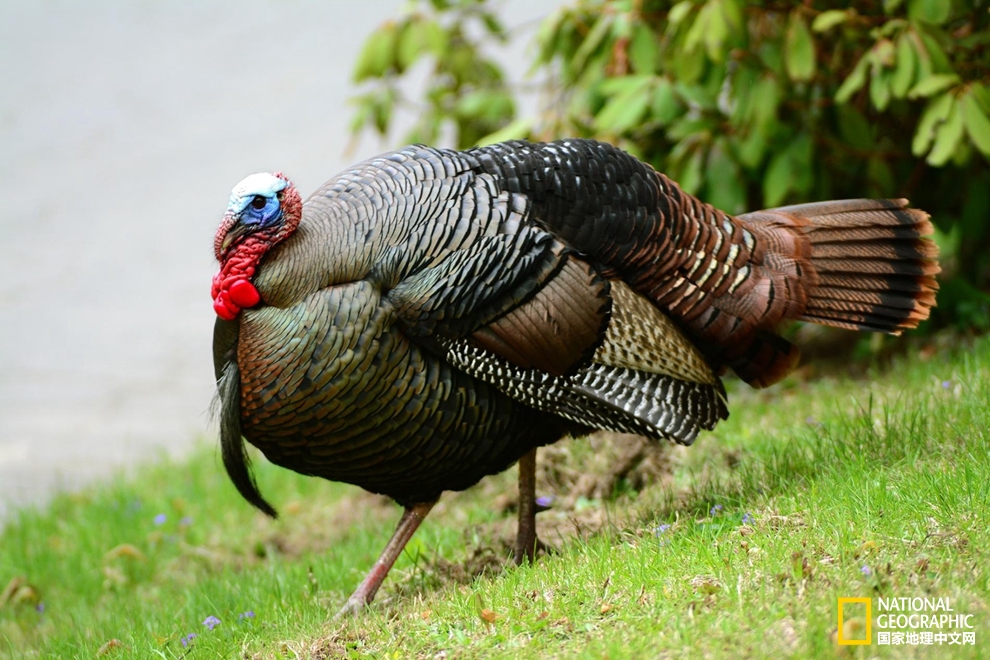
[226,173,288,226]
[241,193,283,229]
[220,175,289,256]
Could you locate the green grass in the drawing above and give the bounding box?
[2,335,989,658]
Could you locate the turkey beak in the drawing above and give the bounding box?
[221,216,253,254]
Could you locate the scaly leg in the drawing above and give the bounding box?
[335,499,437,618]
[514,448,543,564]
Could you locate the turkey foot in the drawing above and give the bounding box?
[335,499,437,618]
[514,448,549,564]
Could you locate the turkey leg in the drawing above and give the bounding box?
[514,448,546,564]
[336,499,437,617]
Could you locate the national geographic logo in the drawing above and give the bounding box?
[837,596,977,646]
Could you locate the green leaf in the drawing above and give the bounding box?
[764,149,795,207]
[423,19,448,57]
[878,17,910,38]
[683,2,711,54]
[908,73,960,99]
[705,140,746,213]
[961,91,990,157]
[678,144,705,195]
[727,65,757,123]
[668,116,715,141]
[971,83,990,114]
[629,22,659,73]
[668,1,695,25]
[736,123,768,169]
[396,18,425,72]
[454,90,514,124]
[594,77,653,133]
[789,133,814,194]
[348,96,374,135]
[909,31,933,80]
[749,76,781,126]
[763,134,812,205]
[721,0,744,33]
[785,13,816,82]
[927,96,963,166]
[572,13,613,75]
[890,34,917,98]
[703,1,730,63]
[870,69,892,111]
[651,78,684,125]
[812,9,848,33]
[669,42,706,83]
[908,0,951,25]
[836,55,870,104]
[372,89,395,134]
[917,30,952,72]
[352,22,399,82]
[480,11,506,39]
[676,82,717,111]
[598,74,653,96]
[912,91,954,156]
[535,9,565,64]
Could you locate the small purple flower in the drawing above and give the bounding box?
[535,495,555,509]
[203,615,221,631]
[179,516,193,527]
[35,603,45,614]
[181,633,197,647]
[941,380,952,389]
[153,513,167,526]
[655,523,672,536]
[741,512,754,525]
[861,565,872,577]
[239,610,255,620]
[710,504,723,516]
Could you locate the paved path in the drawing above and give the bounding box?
[0,0,557,522]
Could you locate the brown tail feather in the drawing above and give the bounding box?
[793,199,940,334]
[706,199,939,386]
[815,272,938,293]
[812,256,940,275]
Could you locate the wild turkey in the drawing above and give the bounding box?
[211,139,938,615]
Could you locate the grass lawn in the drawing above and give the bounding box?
[1,334,988,658]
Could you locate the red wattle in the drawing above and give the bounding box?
[228,279,261,308]
[212,232,271,319]
[211,272,223,300]
[214,295,239,321]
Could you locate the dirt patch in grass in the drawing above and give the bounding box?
[307,629,368,660]
[538,432,673,506]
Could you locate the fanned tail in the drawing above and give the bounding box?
[721,199,939,386]
[775,199,940,333]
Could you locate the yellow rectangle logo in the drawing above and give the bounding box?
[837,597,872,645]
